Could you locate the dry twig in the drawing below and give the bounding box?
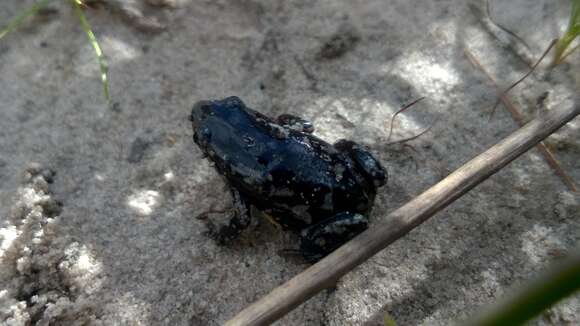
[386,97,425,142]
[489,39,557,119]
[469,1,535,66]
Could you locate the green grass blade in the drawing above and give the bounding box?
[0,0,52,40]
[384,312,397,326]
[459,250,580,326]
[72,0,110,103]
[554,0,580,64]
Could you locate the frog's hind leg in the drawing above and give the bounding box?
[206,189,252,245]
[276,114,315,133]
[299,212,368,262]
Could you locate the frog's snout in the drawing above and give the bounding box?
[191,100,215,149]
[190,100,213,129]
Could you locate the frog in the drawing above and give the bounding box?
[190,96,387,261]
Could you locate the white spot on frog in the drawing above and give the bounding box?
[242,135,256,148]
[334,164,346,182]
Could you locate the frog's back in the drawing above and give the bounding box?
[193,97,375,227]
[228,128,376,226]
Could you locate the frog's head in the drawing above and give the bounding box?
[191,96,246,123]
[190,99,220,129]
[190,96,247,149]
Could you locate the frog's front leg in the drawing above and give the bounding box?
[276,114,315,133]
[299,212,368,262]
[206,189,252,244]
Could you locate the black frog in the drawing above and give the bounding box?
[190,96,386,261]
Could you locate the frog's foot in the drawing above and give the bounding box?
[276,114,315,133]
[299,212,368,262]
[205,189,252,245]
[334,139,387,187]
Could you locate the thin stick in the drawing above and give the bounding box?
[465,48,577,192]
[489,39,557,120]
[385,122,435,146]
[468,1,534,66]
[485,0,531,51]
[226,98,580,326]
[386,97,425,142]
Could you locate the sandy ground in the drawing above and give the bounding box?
[0,0,579,325]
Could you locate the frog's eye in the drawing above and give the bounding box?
[199,103,214,115]
[302,121,314,133]
[191,100,214,125]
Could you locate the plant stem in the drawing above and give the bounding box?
[72,0,110,103]
[0,0,52,40]
[460,250,580,326]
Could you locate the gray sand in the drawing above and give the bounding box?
[0,0,578,325]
